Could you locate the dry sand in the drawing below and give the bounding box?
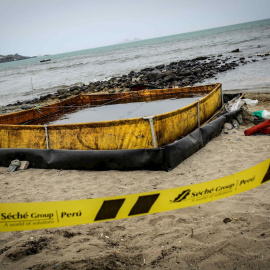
[0,92,270,270]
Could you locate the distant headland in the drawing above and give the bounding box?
[0,53,35,63]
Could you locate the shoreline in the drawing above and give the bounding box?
[1,51,269,115]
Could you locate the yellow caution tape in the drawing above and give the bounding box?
[0,158,269,232]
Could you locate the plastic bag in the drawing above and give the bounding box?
[230,99,245,111]
[262,110,270,120]
[253,110,270,120]
[253,111,264,119]
[225,98,258,113]
[225,97,244,112]
[242,99,258,107]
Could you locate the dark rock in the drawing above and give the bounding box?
[232,62,239,67]
[232,119,239,129]
[179,71,186,76]
[52,263,59,269]
[21,104,33,110]
[162,70,173,76]
[192,68,202,75]
[73,90,80,95]
[231,49,240,53]
[210,70,218,75]
[224,123,233,130]
[98,84,105,91]
[128,71,135,76]
[69,86,78,91]
[29,98,39,104]
[181,79,190,85]
[188,75,196,81]
[184,70,192,76]
[141,67,154,72]
[146,69,163,81]
[169,61,178,66]
[87,84,95,92]
[170,65,178,70]
[58,93,70,99]
[194,56,208,61]
[39,96,48,101]
[223,218,232,224]
[57,89,68,95]
[219,65,227,72]
[155,64,165,69]
[163,74,176,82]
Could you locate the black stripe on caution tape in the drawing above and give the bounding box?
[94,194,160,221]
[261,164,270,184]
[94,199,125,221]
[128,194,160,216]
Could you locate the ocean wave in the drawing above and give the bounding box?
[0,68,40,78]
[47,62,88,71]
[91,57,122,65]
[65,62,88,68]
[228,37,260,46]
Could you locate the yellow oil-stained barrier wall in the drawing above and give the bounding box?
[0,84,222,150]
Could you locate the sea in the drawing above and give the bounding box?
[0,18,270,106]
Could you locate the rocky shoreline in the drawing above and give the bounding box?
[1,50,269,115]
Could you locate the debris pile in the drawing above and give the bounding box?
[222,94,270,136]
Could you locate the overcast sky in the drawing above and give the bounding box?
[1,0,270,56]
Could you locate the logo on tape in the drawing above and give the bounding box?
[171,189,191,202]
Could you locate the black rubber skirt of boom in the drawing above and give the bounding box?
[0,110,241,171]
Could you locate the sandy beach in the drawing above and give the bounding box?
[0,92,270,269]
